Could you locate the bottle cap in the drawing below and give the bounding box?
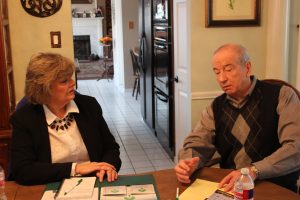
[241,168,249,175]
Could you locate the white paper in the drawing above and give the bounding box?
[41,187,98,200]
[102,185,127,195]
[41,190,56,200]
[100,184,157,200]
[56,177,96,200]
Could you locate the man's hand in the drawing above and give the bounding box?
[219,167,257,192]
[218,170,241,192]
[174,157,200,183]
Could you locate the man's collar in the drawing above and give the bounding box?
[226,75,257,103]
[246,75,257,96]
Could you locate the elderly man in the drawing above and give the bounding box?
[174,44,300,192]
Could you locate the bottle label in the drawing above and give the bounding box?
[234,189,253,199]
[0,180,4,187]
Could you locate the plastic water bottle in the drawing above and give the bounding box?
[0,165,7,200]
[234,168,254,200]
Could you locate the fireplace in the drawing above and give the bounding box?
[72,18,104,59]
[73,35,91,60]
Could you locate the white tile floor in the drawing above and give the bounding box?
[77,79,175,175]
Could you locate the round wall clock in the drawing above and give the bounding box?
[20,0,63,18]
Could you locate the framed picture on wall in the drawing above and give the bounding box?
[205,0,261,27]
[71,0,92,4]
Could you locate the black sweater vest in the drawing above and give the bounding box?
[212,80,299,191]
[213,80,281,168]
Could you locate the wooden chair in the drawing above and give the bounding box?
[263,79,300,194]
[130,49,140,100]
[263,79,300,100]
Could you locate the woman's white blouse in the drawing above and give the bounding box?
[43,100,90,165]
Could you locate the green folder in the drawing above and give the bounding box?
[45,174,160,200]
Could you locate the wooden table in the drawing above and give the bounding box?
[5,168,300,200]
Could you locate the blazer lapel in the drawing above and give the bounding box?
[74,113,97,160]
[34,105,52,163]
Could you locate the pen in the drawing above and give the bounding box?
[64,178,83,196]
[176,187,179,200]
[54,180,64,199]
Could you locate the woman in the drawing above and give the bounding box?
[10,53,121,185]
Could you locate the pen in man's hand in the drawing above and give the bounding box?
[64,178,83,196]
[176,187,179,200]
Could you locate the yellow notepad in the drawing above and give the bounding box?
[179,179,233,200]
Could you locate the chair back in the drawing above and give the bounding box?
[263,79,300,100]
[15,96,29,110]
[130,49,140,76]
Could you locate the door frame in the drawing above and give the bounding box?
[173,0,191,162]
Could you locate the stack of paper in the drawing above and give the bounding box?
[179,179,233,200]
[41,188,98,200]
[41,177,96,200]
[100,184,157,200]
[55,177,96,199]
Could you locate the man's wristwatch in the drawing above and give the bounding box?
[250,165,259,179]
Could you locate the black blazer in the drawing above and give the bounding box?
[10,94,121,185]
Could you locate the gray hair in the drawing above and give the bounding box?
[213,44,251,65]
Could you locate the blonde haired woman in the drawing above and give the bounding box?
[10,53,121,185]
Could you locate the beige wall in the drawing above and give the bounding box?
[190,0,268,127]
[8,2,74,102]
[112,0,139,91]
[121,0,139,89]
[288,0,300,84]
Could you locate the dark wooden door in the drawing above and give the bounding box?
[0,0,15,178]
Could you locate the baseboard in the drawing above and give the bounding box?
[191,91,223,100]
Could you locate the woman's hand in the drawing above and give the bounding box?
[75,162,116,177]
[96,167,118,182]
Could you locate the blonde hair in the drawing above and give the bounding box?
[25,53,75,104]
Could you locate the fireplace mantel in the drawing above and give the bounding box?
[72,17,104,58]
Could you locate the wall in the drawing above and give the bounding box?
[190,0,268,127]
[111,0,125,90]
[288,0,300,85]
[121,0,139,89]
[8,1,74,102]
[265,0,289,80]
[112,0,139,92]
[97,0,107,35]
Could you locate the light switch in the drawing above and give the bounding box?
[50,31,61,48]
[129,21,134,29]
[53,35,58,44]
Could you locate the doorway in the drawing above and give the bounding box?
[71,0,114,81]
